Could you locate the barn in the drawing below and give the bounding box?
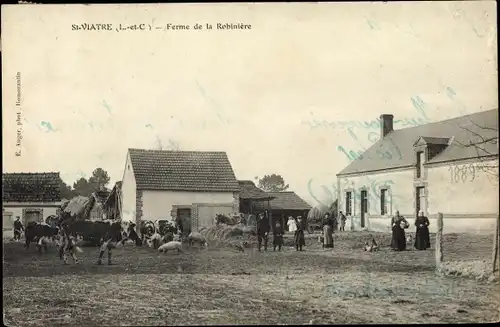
[336,109,498,233]
[254,191,312,227]
[120,149,240,236]
[2,172,62,238]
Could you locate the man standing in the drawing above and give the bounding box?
[257,212,269,252]
[339,211,347,232]
[13,216,23,241]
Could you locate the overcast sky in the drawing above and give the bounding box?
[2,2,498,206]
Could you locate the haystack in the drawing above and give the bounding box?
[200,223,256,247]
[307,204,329,221]
[63,196,92,218]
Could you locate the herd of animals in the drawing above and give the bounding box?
[18,215,209,265]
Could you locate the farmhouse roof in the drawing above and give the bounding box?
[337,109,498,176]
[238,180,275,201]
[128,149,240,192]
[255,191,312,211]
[2,172,61,203]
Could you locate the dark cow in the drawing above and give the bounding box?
[127,223,142,246]
[139,220,155,240]
[24,222,59,253]
[157,220,177,236]
[58,219,127,265]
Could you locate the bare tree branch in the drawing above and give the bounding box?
[465,114,499,131]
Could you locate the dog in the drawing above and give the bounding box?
[234,244,245,253]
[406,234,413,244]
[363,236,379,252]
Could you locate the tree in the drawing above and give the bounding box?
[73,177,93,197]
[455,114,498,273]
[257,174,290,192]
[59,178,76,200]
[88,168,111,191]
[455,115,498,183]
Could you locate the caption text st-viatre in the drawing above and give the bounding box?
[71,23,252,32]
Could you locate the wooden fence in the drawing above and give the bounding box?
[435,212,500,274]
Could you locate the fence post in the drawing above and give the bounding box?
[435,212,444,272]
[493,214,500,273]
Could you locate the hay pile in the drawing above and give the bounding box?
[63,196,91,217]
[199,224,256,248]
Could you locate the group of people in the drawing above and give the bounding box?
[391,210,431,251]
[255,211,349,252]
[255,211,306,252]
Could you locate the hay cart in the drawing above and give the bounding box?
[305,219,323,234]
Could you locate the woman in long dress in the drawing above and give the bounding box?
[391,211,408,251]
[414,210,431,250]
[294,216,306,251]
[322,213,334,249]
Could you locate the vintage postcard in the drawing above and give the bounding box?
[2,2,499,325]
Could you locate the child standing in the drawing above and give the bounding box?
[273,220,284,252]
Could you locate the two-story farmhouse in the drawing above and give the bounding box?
[120,149,240,235]
[336,109,498,233]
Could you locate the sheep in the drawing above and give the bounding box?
[188,232,208,248]
[158,241,183,253]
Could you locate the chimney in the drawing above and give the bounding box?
[380,114,394,138]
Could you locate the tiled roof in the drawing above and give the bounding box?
[238,180,275,200]
[338,109,498,175]
[255,191,312,211]
[2,172,61,202]
[129,149,240,192]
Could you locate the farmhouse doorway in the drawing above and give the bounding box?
[24,210,42,225]
[177,208,192,235]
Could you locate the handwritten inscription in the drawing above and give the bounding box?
[71,23,252,32]
[302,96,431,132]
[448,163,498,184]
[15,72,23,156]
[302,96,432,163]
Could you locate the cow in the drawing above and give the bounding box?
[140,221,156,240]
[96,221,126,265]
[58,219,127,265]
[24,222,60,253]
[127,223,142,246]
